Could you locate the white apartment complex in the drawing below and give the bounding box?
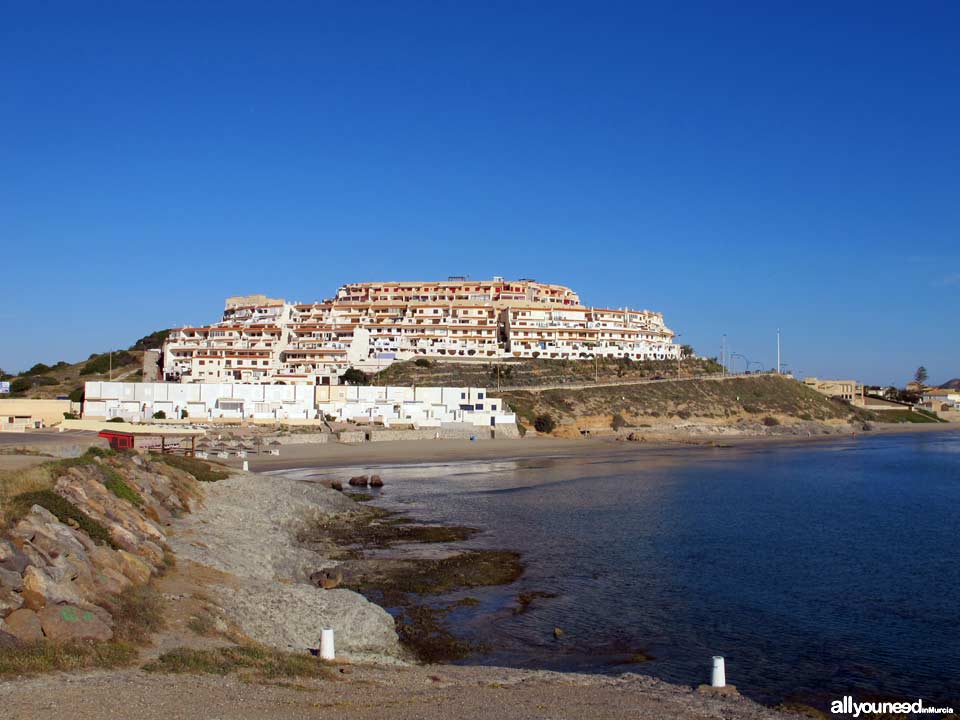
[163,278,679,384]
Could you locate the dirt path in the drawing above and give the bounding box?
[0,663,786,720]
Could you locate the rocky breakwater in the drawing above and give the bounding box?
[168,470,402,664]
[0,450,197,647]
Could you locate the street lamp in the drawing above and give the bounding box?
[674,334,683,378]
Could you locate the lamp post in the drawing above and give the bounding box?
[675,334,683,378]
[777,328,781,374]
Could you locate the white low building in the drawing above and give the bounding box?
[83,381,517,429]
[83,381,316,422]
[315,385,514,428]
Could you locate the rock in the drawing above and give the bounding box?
[0,584,24,617]
[3,608,43,642]
[0,567,23,591]
[94,567,132,597]
[0,542,29,574]
[309,568,343,590]
[21,565,86,608]
[115,550,153,585]
[348,475,369,487]
[38,604,113,642]
[553,627,564,639]
[330,481,343,492]
[369,475,384,487]
[0,625,19,649]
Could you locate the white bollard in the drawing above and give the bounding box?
[242,460,249,472]
[320,628,335,661]
[711,656,726,687]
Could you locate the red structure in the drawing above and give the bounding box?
[98,430,135,451]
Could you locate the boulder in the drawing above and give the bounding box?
[0,542,30,574]
[38,604,113,642]
[348,475,369,487]
[369,475,384,487]
[3,608,43,642]
[22,565,85,608]
[0,584,24,617]
[309,568,343,590]
[94,567,131,596]
[0,567,24,591]
[115,550,152,585]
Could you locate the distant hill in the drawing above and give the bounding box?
[0,329,170,399]
[939,378,960,390]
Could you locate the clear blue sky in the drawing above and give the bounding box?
[2,2,957,386]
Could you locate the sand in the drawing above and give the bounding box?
[245,422,958,473]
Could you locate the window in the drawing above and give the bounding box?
[477,392,484,399]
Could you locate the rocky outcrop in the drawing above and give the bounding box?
[169,472,403,663]
[0,453,200,645]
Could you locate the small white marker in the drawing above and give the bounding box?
[320,628,335,661]
[712,656,726,687]
[242,460,249,472]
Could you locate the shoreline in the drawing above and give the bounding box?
[246,421,958,473]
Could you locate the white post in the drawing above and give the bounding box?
[242,460,249,472]
[712,656,726,687]
[320,628,335,660]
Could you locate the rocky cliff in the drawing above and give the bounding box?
[0,450,197,646]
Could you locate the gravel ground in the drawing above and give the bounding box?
[0,664,788,720]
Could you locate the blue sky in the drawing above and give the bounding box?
[1,2,957,385]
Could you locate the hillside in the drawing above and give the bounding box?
[939,378,960,390]
[1,331,169,400]
[374,356,723,388]
[498,375,875,438]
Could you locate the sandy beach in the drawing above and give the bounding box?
[246,422,959,473]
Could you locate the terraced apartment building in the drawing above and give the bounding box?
[162,278,679,384]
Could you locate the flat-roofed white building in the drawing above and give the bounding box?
[83,381,516,429]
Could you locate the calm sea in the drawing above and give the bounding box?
[277,430,960,708]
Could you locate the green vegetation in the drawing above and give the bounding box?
[0,640,137,676]
[533,414,557,433]
[80,351,135,376]
[502,375,873,430]
[23,363,53,376]
[130,329,171,351]
[152,453,230,482]
[68,387,84,402]
[100,465,145,508]
[6,489,116,547]
[144,645,330,679]
[340,367,370,385]
[873,409,944,424]
[762,416,781,427]
[99,584,165,644]
[9,378,31,394]
[152,410,167,419]
[376,356,724,388]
